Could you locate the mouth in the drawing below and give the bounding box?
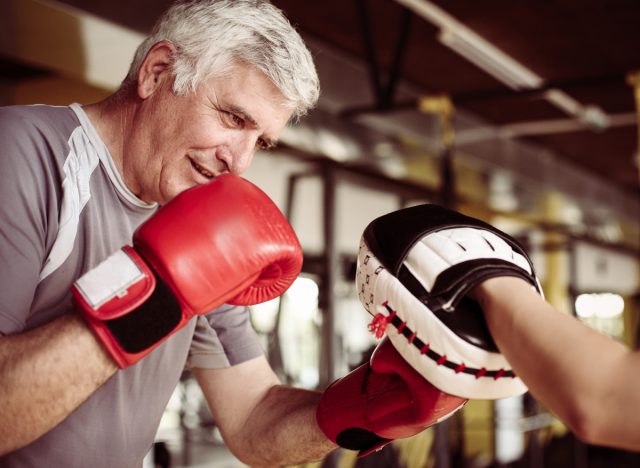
[190,159,215,180]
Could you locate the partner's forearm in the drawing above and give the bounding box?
[476,277,640,448]
[0,313,117,455]
[233,385,337,467]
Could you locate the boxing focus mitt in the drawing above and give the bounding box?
[71,174,302,368]
[317,338,466,456]
[357,204,542,399]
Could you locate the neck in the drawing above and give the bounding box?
[82,90,137,182]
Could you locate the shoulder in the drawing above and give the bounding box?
[0,105,82,249]
[0,104,78,132]
[0,105,81,183]
[0,104,79,161]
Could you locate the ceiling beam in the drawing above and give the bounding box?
[456,112,637,144]
[392,0,614,132]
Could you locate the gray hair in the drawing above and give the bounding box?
[122,0,319,118]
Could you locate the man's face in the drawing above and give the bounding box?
[125,61,293,205]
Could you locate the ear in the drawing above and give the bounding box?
[137,40,177,99]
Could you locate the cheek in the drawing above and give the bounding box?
[157,164,196,204]
[146,98,203,149]
[188,122,221,147]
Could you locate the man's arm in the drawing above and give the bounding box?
[475,276,640,450]
[0,314,117,455]
[194,356,337,467]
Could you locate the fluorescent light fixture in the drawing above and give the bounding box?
[250,296,280,333]
[543,89,582,115]
[394,0,544,90]
[575,293,625,319]
[284,276,319,320]
[250,276,321,333]
[393,0,611,129]
[438,28,543,90]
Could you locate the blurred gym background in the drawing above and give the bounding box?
[1,1,639,467]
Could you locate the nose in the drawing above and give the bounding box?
[228,134,258,174]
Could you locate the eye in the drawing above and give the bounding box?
[230,113,244,127]
[221,110,244,128]
[256,138,270,151]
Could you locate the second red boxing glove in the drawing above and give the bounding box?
[71,174,302,368]
[317,338,467,456]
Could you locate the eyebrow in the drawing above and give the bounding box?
[228,105,278,149]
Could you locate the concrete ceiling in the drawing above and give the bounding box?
[2,0,639,215]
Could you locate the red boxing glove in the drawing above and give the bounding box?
[71,174,302,368]
[317,338,467,456]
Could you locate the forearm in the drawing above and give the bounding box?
[235,385,337,467]
[0,313,118,455]
[476,277,640,447]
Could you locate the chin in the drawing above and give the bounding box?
[164,182,199,204]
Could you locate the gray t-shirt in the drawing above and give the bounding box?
[0,104,264,467]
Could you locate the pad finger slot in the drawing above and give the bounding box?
[477,230,517,261]
[403,238,452,292]
[478,230,533,274]
[420,231,468,266]
[446,228,503,259]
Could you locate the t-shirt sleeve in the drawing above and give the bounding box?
[0,107,59,334]
[186,304,265,369]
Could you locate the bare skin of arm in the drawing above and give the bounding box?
[0,314,117,455]
[194,356,337,467]
[474,276,640,450]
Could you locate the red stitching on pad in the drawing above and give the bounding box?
[368,301,517,381]
[368,308,397,339]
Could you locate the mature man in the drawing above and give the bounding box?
[0,1,332,466]
[0,0,466,468]
[0,1,512,466]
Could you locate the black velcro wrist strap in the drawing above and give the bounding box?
[398,259,535,353]
[103,270,182,354]
[431,259,535,302]
[336,428,390,452]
